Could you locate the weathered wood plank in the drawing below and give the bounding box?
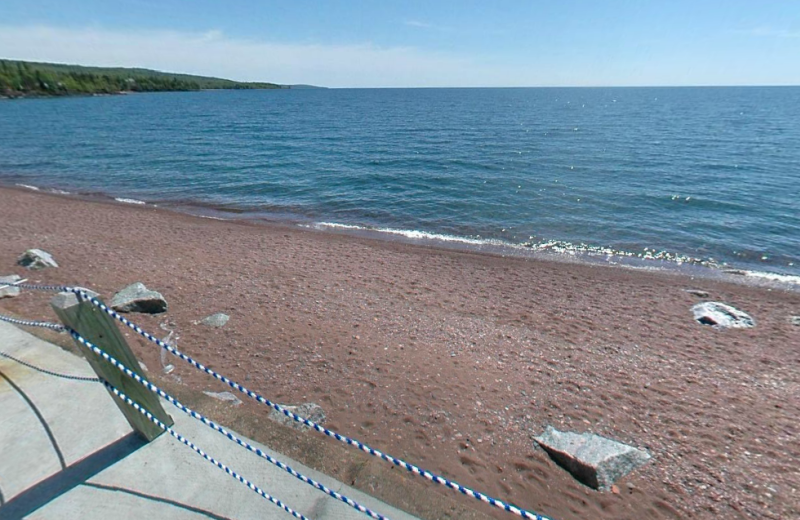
[51,291,173,441]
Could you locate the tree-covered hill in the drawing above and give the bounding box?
[0,59,285,98]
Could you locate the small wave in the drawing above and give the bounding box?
[114,197,146,205]
[49,189,71,195]
[726,269,800,286]
[198,215,229,221]
[313,222,506,246]
[16,183,40,191]
[309,221,799,287]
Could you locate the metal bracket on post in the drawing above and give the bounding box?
[51,290,173,441]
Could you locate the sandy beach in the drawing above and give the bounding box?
[1,185,798,520]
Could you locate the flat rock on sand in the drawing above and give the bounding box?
[269,403,326,431]
[535,426,651,491]
[199,312,230,328]
[0,275,22,298]
[691,302,755,329]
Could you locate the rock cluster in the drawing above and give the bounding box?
[17,249,58,270]
[110,282,168,314]
[535,426,651,491]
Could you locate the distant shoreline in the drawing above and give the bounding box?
[0,58,291,98]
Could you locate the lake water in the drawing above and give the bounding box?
[1,87,798,283]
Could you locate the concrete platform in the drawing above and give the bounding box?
[0,321,418,520]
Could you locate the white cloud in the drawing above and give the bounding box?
[0,24,494,87]
[743,26,800,38]
[403,20,451,32]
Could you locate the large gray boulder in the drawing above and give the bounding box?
[17,249,58,270]
[692,302,755,329]
[535,426,651,491]
[110,282,168,314]
[0,275,22,298]
[268,403,325,431]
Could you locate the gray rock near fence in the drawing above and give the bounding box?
[0,275,22,298]
[17,249,59,270]
[110,282,168,314]
[203,391,242,406]
[692,302,755,329]
[200,313,230,328]
[535,426,651,491]
[268,403,326,431]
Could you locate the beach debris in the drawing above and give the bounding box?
[203,390,242,406]
[268,403,326,431]
[17,249,59,270]
[199,312,230,328]
[534,426,651,491]
[684,289,710,298]
[159,321,178,373]
[692,302,755,329]
[0,275,22,298]
[790,316,800,327]
[110,282,168,314]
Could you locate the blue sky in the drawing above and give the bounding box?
[1,1,799,87]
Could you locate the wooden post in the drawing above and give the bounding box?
[51,291,173,441]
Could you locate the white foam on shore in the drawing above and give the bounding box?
[738,270,800,286]
[310,221,800,287]
[313,222,506,246]
[16,183,40,191]
[114,197,146,205]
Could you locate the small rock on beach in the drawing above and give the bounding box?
[0,275,22,298]
[268,403,326,431]
[203,390,242,406]
[110,282,168,314]
[17,249,58,270]
[692,302,755,329]
[200,312,229,328]
[684,289,710,298]
[534,426,651,491]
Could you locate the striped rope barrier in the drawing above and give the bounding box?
[0,313,66,332]
[0,350,100,382]
[66,327,389,520]
[102,380,311,520]
[16,282,552,520]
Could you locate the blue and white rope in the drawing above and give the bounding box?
[17,282,551,520]
[0,313,66,332]
[102,380,310,520]
[0,350,100,382]
[66,328,389,520]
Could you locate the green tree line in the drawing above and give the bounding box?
[0,59,283,97]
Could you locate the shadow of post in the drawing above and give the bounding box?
[0,432,146,519]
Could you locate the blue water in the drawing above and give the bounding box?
[1,87,799,281]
